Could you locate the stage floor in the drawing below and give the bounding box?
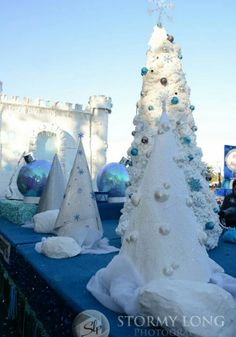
[0,216,236,337]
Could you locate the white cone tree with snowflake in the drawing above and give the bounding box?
[117,24,221,249]
[54,138,103,240]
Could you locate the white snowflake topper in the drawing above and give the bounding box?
[148,0,175,26]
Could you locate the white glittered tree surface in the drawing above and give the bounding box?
[117,22,221,249]
[121,108,211,283]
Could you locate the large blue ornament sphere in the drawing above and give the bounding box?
[96,163,129,198]
[17,160,51,197]
[205,222,215,230]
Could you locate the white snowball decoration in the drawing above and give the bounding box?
[154,190,169,202]
[172,262,180,270]
[131,193,141,206]
[130,231,139,242]
[125,231,139,243]
[159,225,171,235]
[35,236,81,259]
[163,267,174,276]
[163,182,171,189]
[186,197,193,207]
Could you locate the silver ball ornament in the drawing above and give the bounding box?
[141,136,149,144]
[160,77,168,86]
[167,34,174,43]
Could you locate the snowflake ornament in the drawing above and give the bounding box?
[164,55,173,63]
[148,0,175,26]
[188,178,202,192]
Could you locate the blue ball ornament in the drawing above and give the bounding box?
[131,148,139,156]
[190,105,195,111]
[205,222,215,230]
[213,207,219,214]
[141,67,149,76]
[148,105,154,111]
[96,163,129,198]
[171,96,179,105]
[178,53,183,60]
[188,154,194,161]
[17,160,51,197]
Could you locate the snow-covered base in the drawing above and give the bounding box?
[33,209,59,233]
[35,236,81,259]
[139,280,236,337]
[35,226,119,259]
[87,255,236,337]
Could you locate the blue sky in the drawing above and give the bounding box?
[1,0,236,172]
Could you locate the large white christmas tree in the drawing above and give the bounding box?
[117,23,221,249]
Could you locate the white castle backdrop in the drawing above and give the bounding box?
[0,81,112,198]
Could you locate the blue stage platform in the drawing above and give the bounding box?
[0,205,236,337]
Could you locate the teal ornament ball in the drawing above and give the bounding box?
[188,154,194,161]
[190,105,195,111]
[96,162,129,198]
[171,96,179,105]
[148,105,154,111]
[131,148,139,156]
[213,207,219,214]
[205,222,215,230]
[17,160,51,197]
[141,67,149,76]
[181,136,191,145]
[178,53,183,60]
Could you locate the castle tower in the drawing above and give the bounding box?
[86,95,112,184]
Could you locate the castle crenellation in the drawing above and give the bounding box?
[0,94,84,112]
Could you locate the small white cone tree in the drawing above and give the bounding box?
[37,154,65,213]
